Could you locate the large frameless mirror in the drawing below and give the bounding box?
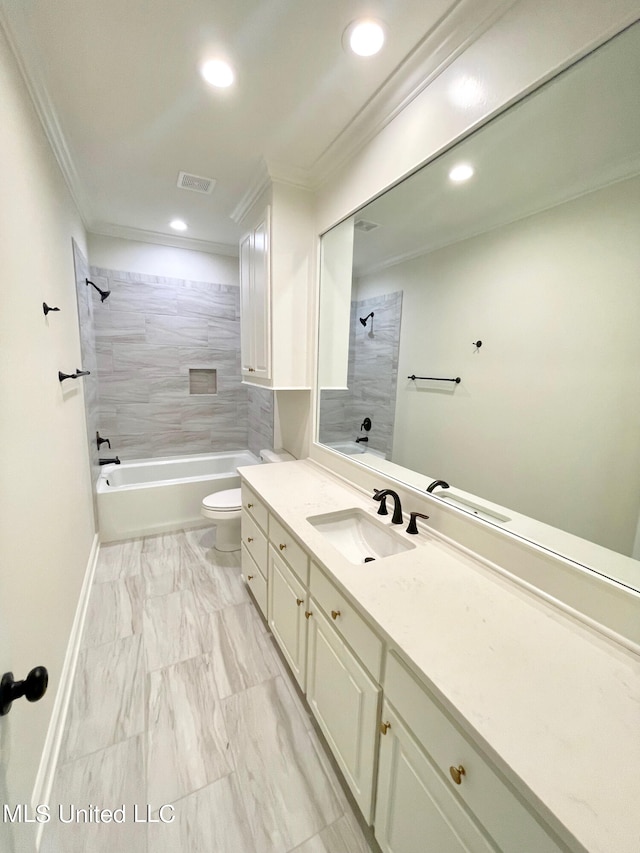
[317,21,640,592]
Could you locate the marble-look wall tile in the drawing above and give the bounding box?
[90,265,244,460]
[147,654,233,805]
[247,385,274,456]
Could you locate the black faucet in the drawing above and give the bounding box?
[406,512,430,534]
[426,479,450,493]
[355,436,368,443]
[373,489,403,524]
[99,457,120,466]
[96,431,111,450]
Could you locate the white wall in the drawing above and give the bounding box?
[87,233,239,284]
[356,176,640,555]
[0,22,95,816]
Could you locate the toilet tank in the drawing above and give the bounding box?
[260,448,296,464]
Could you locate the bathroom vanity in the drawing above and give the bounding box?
[239,459,640,853]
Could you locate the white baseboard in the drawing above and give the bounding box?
[32,533,100,850]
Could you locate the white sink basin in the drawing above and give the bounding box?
[307,508,415,564]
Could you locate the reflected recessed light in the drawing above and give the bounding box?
[201,59,235,88]
[345,19,386,57]
[170,219,188,231]
[449,76,486,109]
[449,164,474,183]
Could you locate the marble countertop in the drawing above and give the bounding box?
[239,459,640,853]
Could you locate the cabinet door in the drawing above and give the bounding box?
[306,602,380,823]
[251,209,270,378]
[375,702,496,853]
[239,230,253,375]
[268,548,307,689]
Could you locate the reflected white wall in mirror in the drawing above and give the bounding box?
[317,21,640,591]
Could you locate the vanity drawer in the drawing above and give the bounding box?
[384,651,562,853]
[310,561,382,681]
[269,515,309,585]
[242,545,267,617]
[241,484,268,533]
[241,511,267,574]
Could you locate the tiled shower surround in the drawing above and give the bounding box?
[88,265,273,460]
[319,291,402,459]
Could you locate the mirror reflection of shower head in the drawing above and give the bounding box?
[86,278,111,302]
[359,311,374,327]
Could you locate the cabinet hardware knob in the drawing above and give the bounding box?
[380,721,391,735]
[248,367,256,373]
[331,610,341,620]
[449,765,466,785]
[247,503,254,508]
[279,543,287,551]
[296,598,304,606]
[247,575,254,581]
[247,537,254,543]
[305,611,313,619]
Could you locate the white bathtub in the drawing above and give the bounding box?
[96,450,260,542]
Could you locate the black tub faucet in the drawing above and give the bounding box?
[99,457,120,466]
[427,479,450,493]
[355,436,368,443]
[373,489,403,524]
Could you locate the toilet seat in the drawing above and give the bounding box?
[201,487,241,512]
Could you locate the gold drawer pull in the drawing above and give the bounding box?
[331,610,341,620]
[247,502,254,508]
[248,367,255,373]
[380,721,391,735]
[296,598,304,607]
[279,543,287,551]
[247,575,254,581]
[305,611,313,620]
[450,765,466,785]
[247,537,254,543]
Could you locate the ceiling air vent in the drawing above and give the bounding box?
[177,171,216,194]
[354,218,380,232]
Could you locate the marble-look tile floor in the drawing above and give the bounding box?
[41,527,375,853]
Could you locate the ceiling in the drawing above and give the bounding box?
[0,0,514,254]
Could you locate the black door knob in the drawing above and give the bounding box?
[0,667,48,716]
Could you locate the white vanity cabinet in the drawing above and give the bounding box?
[379,652,565,853]
[305,599,380,822]
[240,485,269,616]
[239,206,271,380]
[267,547,308,689]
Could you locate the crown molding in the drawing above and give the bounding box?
[0,4,95,227]
[88,222,238,257]
[307,0,518,189]
[230,159,272,224]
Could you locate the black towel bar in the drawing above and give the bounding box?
[408,375,461,383]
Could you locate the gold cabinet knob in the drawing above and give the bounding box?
[296,598,304,606]
[247,537,254,543]
[449,765,466,785]
[380,721,391,735]
[279,543,287,551]
[304,611,313,620]
[247,575,254,581]
[248,367,255,373]
[331,610,341,620]
[247,502,254,508]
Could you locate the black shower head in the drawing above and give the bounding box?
[86,278,111,302]
[359,311,374,327]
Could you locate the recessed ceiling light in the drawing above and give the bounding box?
[170,219,188,231]
[345,19,386,57]
[201,59,235,88]
[449,164,474,183]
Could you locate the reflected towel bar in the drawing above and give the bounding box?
[408,375,461,383]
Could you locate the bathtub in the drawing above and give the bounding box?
[96,450,260,542]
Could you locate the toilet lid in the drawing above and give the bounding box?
[202,488,242,511]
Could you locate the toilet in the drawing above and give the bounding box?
[201,448,295,551]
